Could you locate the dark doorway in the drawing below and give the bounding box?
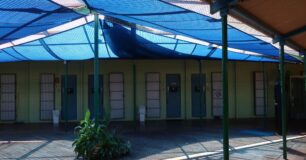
[290,77,305,119]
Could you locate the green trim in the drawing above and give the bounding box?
[133,63,137,121]
[184,60,187,120]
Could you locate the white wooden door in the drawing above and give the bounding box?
[109,73,124,119]
[0,74,16,121]
[40,74,55,120]
[146,73,160,118]
[254,72,265,116]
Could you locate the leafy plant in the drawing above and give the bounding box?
[73,111,130,159]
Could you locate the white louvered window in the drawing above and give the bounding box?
[146,73,160,118]
[212,72,222,116]
[40,74,55,120]
[109,73,124,119]
[0,74,16,121]
[254,72,265,116]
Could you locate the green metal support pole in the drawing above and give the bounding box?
[133,63,137,121]
[94,12,100,121]
[184,60,187,120]
[221,9,229,160]
[279,40,287,159]
[64,61,68,131]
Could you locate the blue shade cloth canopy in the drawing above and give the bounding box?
[83,0,299,62]
[0,20,278,62]
[0,21,117,62]
[111,23,277,61]
[0,0,83,44]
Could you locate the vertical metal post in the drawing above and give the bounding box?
[279,40,287,159]
[131,27,137,122]
[221,9,229,160]
[94,12,100,121]
[133,63,137,121]
[64,61,68,130]
[184,60,187,119]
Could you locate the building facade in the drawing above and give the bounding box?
[0,59,304,123]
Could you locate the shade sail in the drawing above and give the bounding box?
[83,0,299,62]
[0,19,278,62]
[0,0,83,44]
[0,21,117,62]
[0,0,301,62]
[105,22,277,61]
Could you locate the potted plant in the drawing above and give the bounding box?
[73,111,130,159]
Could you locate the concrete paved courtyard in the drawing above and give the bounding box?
[0,120,305,160]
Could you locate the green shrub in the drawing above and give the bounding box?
[73,111,130,159]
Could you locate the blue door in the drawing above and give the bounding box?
[166,74,181,118]
[88,75,103,119]
[61,75,77,121]
[191,74,206,117]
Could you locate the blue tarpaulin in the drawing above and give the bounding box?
[0,20,278,62]
[0,0,300,62]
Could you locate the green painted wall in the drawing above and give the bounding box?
[0,60,303,123]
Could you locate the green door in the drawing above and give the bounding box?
[166,74,181,118]
[61,75,77,121]
[191,74,206,117]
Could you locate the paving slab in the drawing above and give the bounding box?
[0,120,305,160]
